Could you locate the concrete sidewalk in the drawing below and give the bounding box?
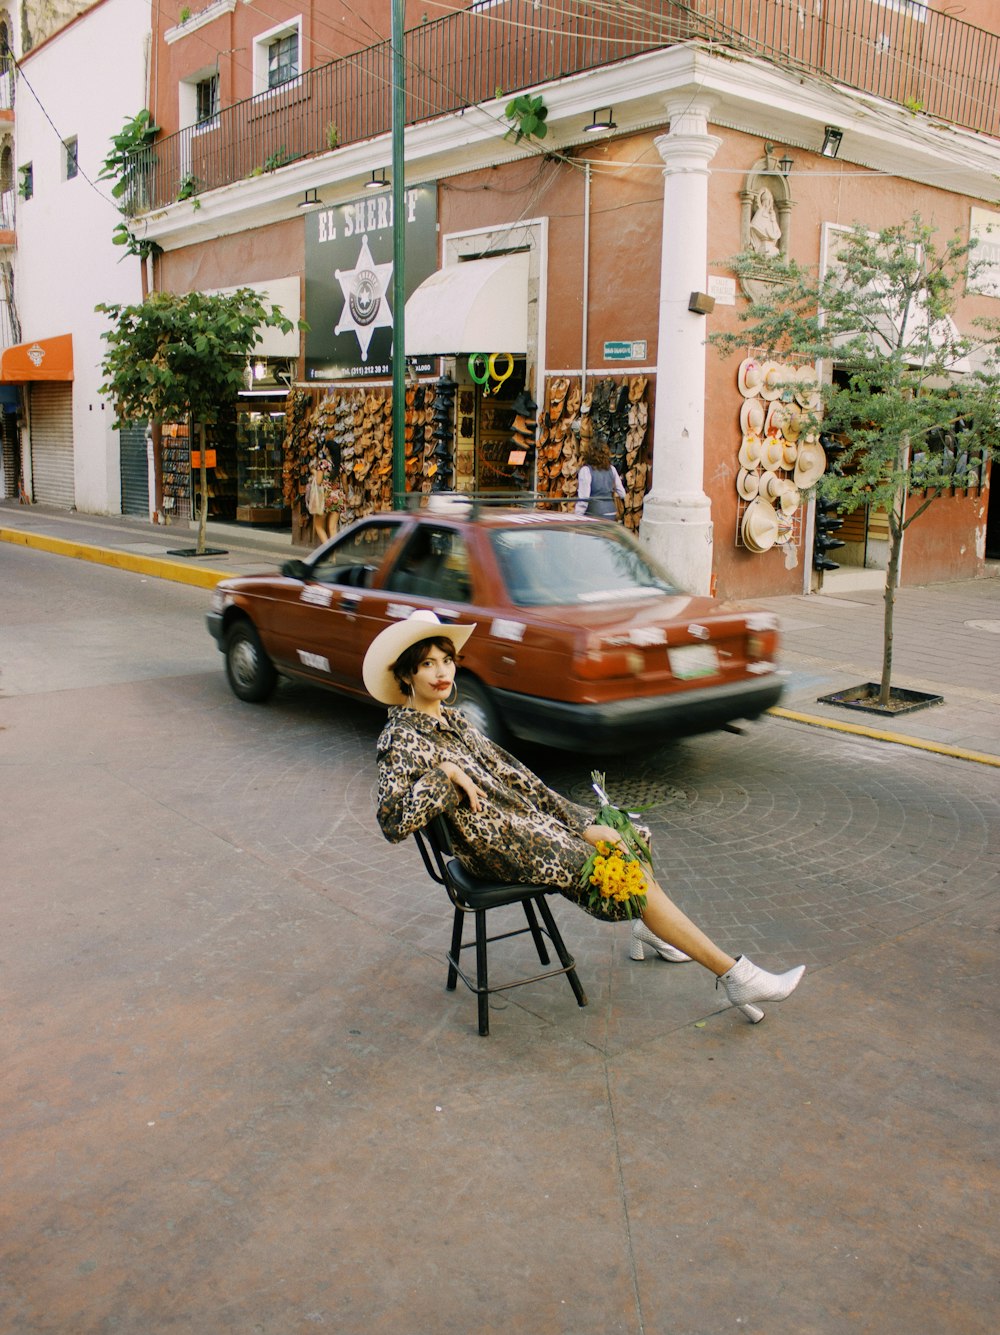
[3,498,999,764]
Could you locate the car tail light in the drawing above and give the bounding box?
[576,638,645,679]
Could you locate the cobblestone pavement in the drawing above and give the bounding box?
[1,545,997,1334]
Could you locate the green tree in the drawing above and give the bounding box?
[97,289,295,554]
[97,110,162,293]
[712,216,1000,709]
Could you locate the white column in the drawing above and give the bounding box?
[640,97,721,595]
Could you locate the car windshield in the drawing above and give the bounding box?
[490,525,677,607]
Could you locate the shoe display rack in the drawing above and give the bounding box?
[161,422,192,521]
[236,406,290,524]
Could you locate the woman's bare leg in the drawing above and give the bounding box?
[641,881,735,976]
[584,824,735,976]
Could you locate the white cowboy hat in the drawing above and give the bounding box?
[763,400,788,438]
[793,366,819,407]
[783,403,804,442]
[759,361,786,401]
[793,440,827,489]
[738,434,762,468]
[759,470,784,502]
[362,609,477,706]
[780,484,801,514]
[741,497,780,552]
[736,467,760,501]
[737,358,764,397]
[740,398,765,436]
[761,435,785,471]
[781,438,799,469]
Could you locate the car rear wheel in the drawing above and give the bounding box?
[224,619,277,703]
[454,674,506,747]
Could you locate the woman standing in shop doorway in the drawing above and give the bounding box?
[575,437,626,520]
[305,453,341,546]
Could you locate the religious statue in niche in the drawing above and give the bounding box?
[739,143,794,302]
[748,186,782,258]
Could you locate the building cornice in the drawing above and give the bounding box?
[141,42,1000,252]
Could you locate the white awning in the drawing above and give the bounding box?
[404,253,529,355]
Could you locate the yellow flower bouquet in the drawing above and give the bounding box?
[578,771,651,919]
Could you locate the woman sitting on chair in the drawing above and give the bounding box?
[364,611,805,1023]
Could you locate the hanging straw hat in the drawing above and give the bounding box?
[737,467,760,501]
[759,361,787,401]
[740,398,766,436]
[737,358,764,397]
[362,610,477,706]
[738,434,762,468]
[741,497,780,552]
[761,435,785,470]
[793,440,827,489]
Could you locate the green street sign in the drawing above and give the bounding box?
[603,340,647,361]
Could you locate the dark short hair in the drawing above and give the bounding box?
[391,635,459,696]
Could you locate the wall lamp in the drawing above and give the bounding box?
[820,126,843,158]
[778,152,794,177]
[584,108,616,133]
[297,188,322,209]
[365,168,390,190]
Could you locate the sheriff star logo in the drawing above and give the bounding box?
[334,235,394,362]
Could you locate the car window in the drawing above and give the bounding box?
[309,521,402,586]
[490,526,676,606]
[383,525,472,603]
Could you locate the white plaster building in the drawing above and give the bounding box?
[3,0,150,512]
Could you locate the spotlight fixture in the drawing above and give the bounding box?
[778,152,794,177]
[365,168,390,190]
[583,108,616,133]
[820,126,843,159]
[297,188,322,209]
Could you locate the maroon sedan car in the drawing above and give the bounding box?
[207,508,783,752]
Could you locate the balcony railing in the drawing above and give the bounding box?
[129,0,1000,213]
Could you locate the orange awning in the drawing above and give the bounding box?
[0,334,74,383]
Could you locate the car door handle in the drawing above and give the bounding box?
[339,591,363,608]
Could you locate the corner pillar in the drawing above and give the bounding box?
[640,98,722,594]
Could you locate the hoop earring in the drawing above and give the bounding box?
[444,682,459,706]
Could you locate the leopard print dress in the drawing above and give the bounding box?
[375,705,635,923]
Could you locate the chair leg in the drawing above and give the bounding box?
[522,899,551,965]
[474,908,490,1036]
[446,906,463,991]
[535,895,588,1009]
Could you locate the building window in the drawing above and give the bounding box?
[64,137,78,180]
[18,161,31,200]
[196,74,219,126]
[253,18,302,95]
[267,30,298,88]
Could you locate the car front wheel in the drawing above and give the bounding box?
[454,674,506,747]
[224,619,278,703]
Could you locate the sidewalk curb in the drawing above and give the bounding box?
[768,705,1000,769]
[1,527,232,590]
[9,522,999,768]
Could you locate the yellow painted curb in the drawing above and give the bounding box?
[0,527,231,590]
[768,705,1000,769]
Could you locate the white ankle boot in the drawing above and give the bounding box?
[630,919,692,963]
[717,955,805,1024]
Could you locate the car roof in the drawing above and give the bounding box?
[412,504,600,531]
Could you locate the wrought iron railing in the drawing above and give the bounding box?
[128,0,1000,213]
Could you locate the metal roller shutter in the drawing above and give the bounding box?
[29,383,75,508]
[119,421,149,516]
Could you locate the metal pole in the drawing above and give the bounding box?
[391,0,406,510]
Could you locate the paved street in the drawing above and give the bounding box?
[1,530,998,1334]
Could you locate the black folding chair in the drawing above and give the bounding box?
[413,815,588,1035]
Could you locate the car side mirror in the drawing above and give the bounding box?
[281,559,309,581]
